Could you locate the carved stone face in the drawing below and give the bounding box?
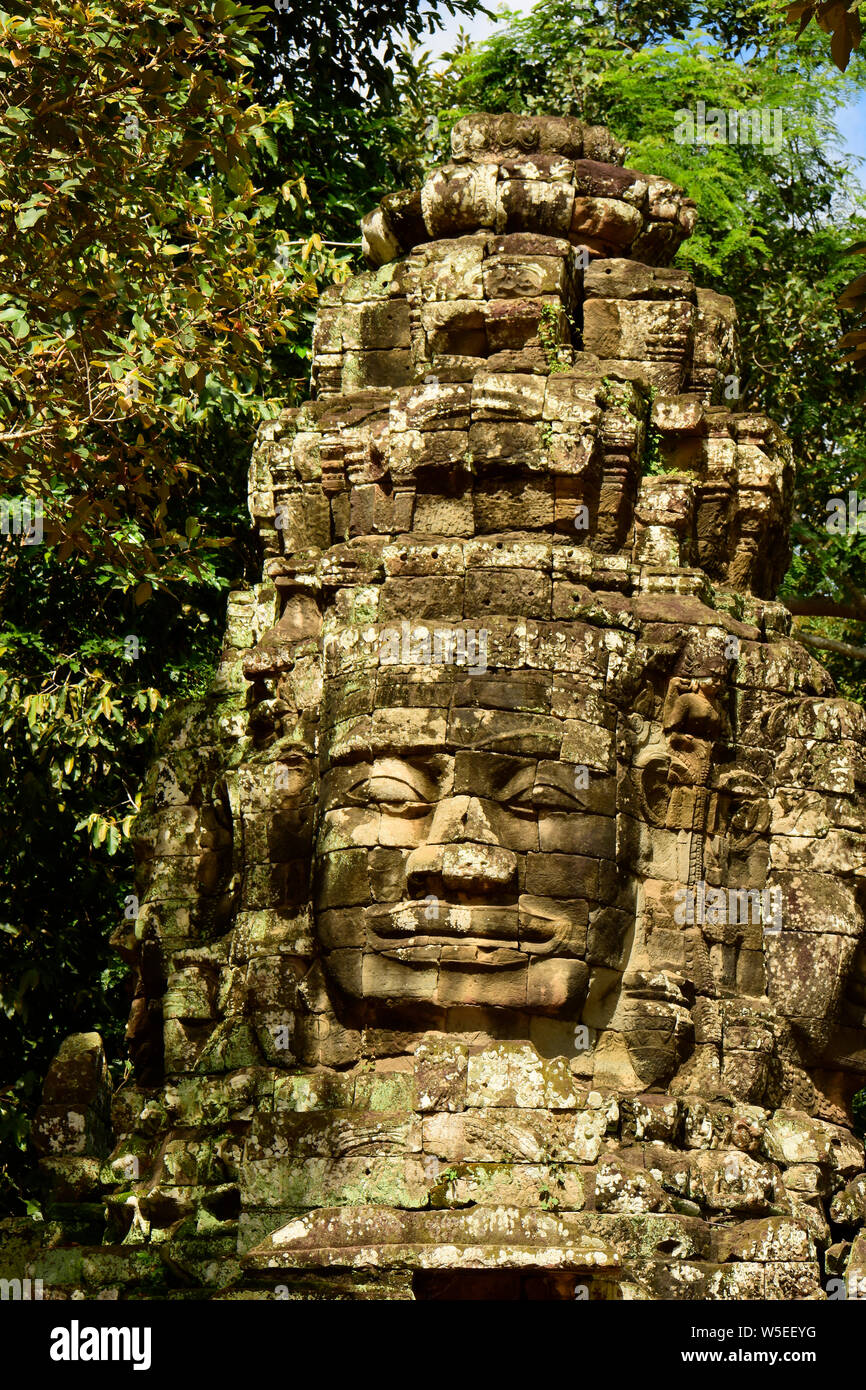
[285,602,866,1093]
[229,108,866,1105]
[314,661,622,1022]
[64,113,866,1310]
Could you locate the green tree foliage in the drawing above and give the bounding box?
[0,0,320,1211]
[420,0,866,685]
[0,0,471,1212]
[249,1,482,255]
[0,0,332,564]
[0,0,486,1219]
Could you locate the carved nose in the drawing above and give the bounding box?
[405,796,517,893]
[434,795,498,847]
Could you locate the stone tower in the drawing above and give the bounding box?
[25,114,866,1300]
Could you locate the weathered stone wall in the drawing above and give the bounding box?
[13,113,866,1301]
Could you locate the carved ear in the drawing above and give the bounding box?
[638,755,673,826]
[712,771,770,848]
[633,685,655,721]
[729,798,770,843]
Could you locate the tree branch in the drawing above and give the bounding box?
[791,516,866,619]
[798,632,866,662]
[784,598,866,619]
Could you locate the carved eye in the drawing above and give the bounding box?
[505,784,584,814]
[363,777,434,816]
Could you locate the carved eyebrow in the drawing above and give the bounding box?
[527,779,587,805]
[533,766,588,793]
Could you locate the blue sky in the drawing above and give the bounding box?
[429,1,866,178]
[839,94,866,169]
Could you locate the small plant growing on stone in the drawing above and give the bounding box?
[600,377,632,410]
[430,1165,461,1207]
[539,1160,567,1210]
[538,301,571,374]
[643,429,664,475]
[642,386,674,476]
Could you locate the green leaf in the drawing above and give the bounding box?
[14,206,46,230]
